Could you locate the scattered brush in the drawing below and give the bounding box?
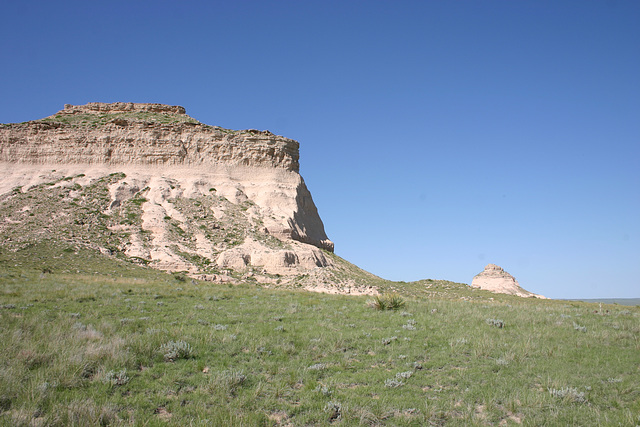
[1,248,637,426]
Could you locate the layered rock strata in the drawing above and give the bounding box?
[0,103,337,282]
[471,264,545,298]
[0,102,300,170]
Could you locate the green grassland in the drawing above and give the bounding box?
[0,244,638,426]
[38,111,201,127]
[0,110,246,136]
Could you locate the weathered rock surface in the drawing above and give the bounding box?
[0,102,300,170]
[0,103,377,293]
[0,103,331,250]
[471,264,546,298]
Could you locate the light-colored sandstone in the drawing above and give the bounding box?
[0,103,300,171]
[0,103,332,253]
[0,103,386,296]
[471,264,546,298]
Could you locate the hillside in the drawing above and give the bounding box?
[0,246,638,425]
[0,103,383,294]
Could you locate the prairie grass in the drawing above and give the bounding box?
[0,247,639,425]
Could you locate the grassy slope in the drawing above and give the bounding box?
[0,244,638,426]
[568,298,640,307]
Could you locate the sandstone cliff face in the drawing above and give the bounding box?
[0,103,351,289]
[471,264,545,298]
[0,103,300,171]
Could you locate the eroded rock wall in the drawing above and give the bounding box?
[0,103,333,264]
[0,103,300,171]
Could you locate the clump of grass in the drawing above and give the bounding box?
[307,363,326,371]
[573,322,587,332]
[324,401,342,421]
[548,387,588,404]
[384,378,405,388]
[315,385,332,396]
[402,319,417,330]
[486,318,505,328]
[395,371,413,380]
[383,371,413,388]
[159,340,194,362]
[495,357,510,366]
[210,370,247,395]
[367,293,406,310]
[173,272,187,282]
[382,336,398,345]
[102,369,129,386]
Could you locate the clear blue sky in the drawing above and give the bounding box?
[1,1,638,299]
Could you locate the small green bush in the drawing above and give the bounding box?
[548,387,588,404]
[173,272,187,282]
[367,293,406,310]
[159,340,194,362]
[103,369,129,386]
[573,322,587,332]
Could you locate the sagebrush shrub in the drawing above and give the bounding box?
[573,322,587,333]
[103,369,129,386]
[159,340,194,362]
[549,387,587,404]
[384,378,404,388]
[486,318,505,328]
[307,363,326,371]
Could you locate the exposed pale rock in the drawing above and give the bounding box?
[0,103,300,171]
[0,103,332,253]
[0,103,388,296]
[61,102,187,115]
[471,264,546,298]
[215,239,332,275]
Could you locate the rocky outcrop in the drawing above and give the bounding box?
[0,102,300,171]
[471,264,545,298]
[0,103,340,283]
[59,102,187,115]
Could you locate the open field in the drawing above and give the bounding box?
[1,244,639,426]
[567,299,640,307]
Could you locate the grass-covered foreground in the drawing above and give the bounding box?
[0,247,638,426]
